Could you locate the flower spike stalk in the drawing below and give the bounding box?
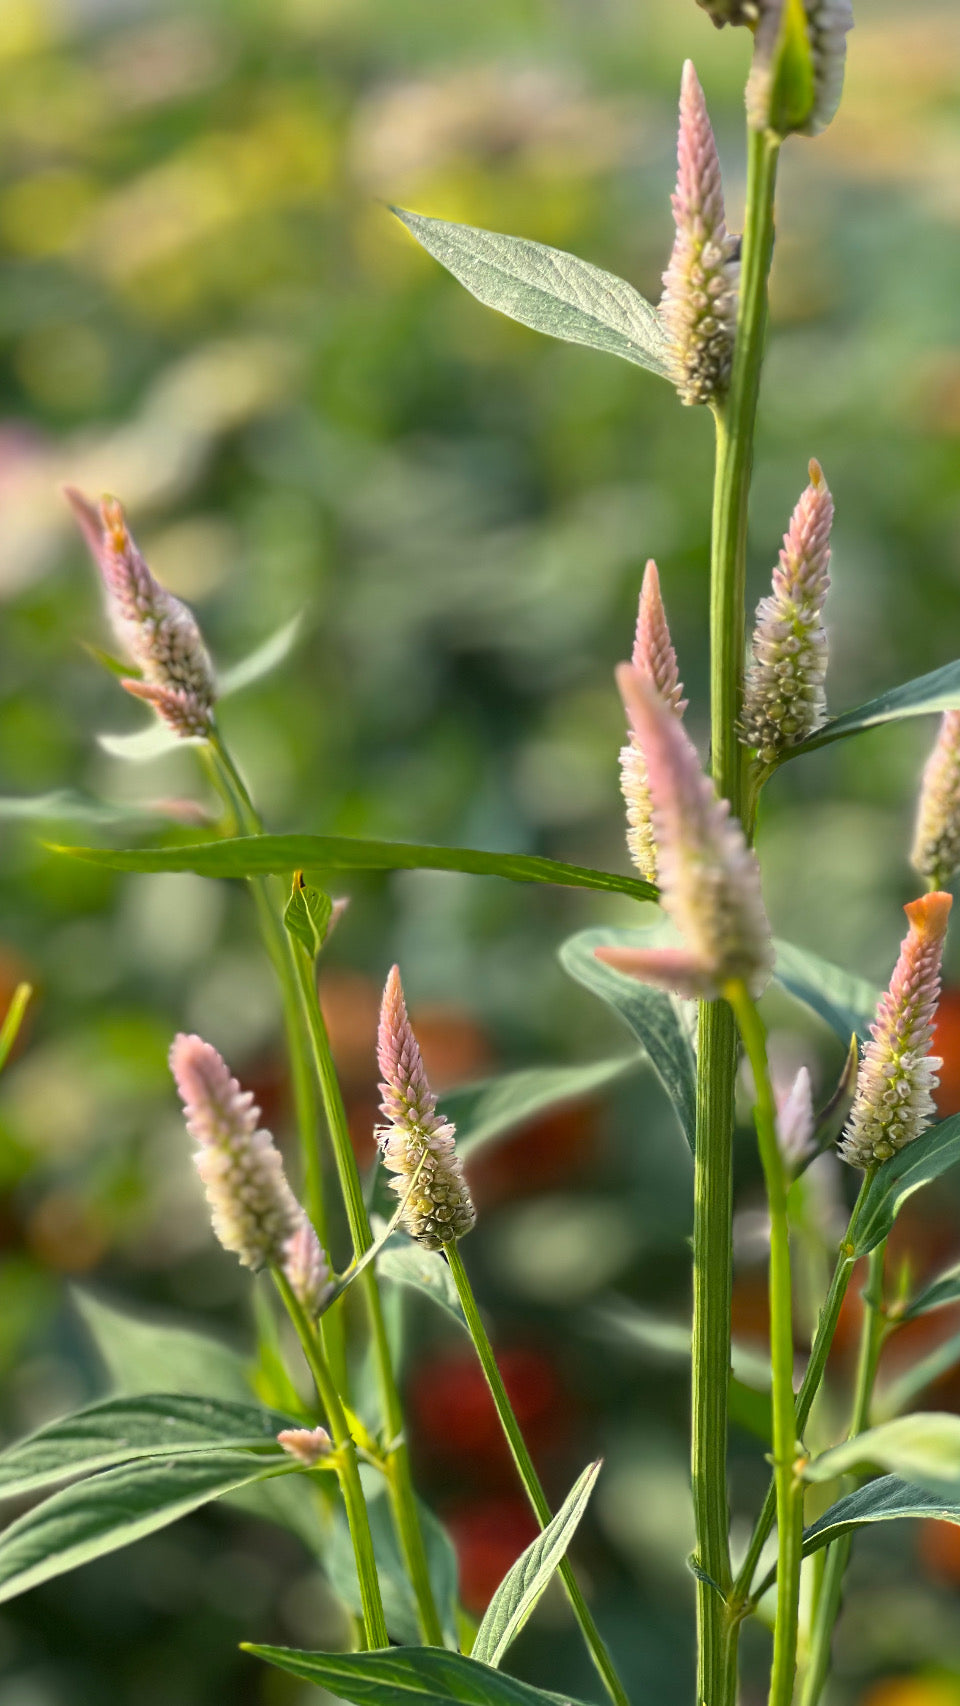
[66,489,216,738]
[840,892,952,1170]
[600,670,773,1000]
[911,711,960,890]
[660,61,740,408]
[741,459,833,763]
[619,560,687,882]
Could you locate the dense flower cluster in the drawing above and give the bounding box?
[747,0,854,137]
[376,967,476,1249]
[911,712,960,891]
[619,560,687,883]
[659,61,740,408]
[840,893,952,1170]
[277,1427,332,1466]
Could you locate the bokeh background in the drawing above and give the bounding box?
[1,0,960,1702]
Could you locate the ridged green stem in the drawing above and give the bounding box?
[273,1268,388,1650]
[290,946,445,1648]
[695,122,780,1706]
[445,1242,629,1706]
[800,1240,887,1706]
[727,982,802,1706]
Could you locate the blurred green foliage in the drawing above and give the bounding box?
[1,0,960,1702]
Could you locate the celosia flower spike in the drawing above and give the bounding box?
[741,459,834,763]
[277,1427,332,1466]
[776,1065,815,1168]
[839,893,952,1171]
[911,712,960,891]
[282,1219,334,1317]
[598,671,773,1000]
[619,561,687,882]
[170,1033,323,1276]
[66,488,216,739]
[376,967,475,1249]
[747,1,853,138]
[659,61,740,408]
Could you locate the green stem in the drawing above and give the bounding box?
[292,944,445,1648]
[446,1242,629,1706]
[204,735,347,1390]
[273,1268,388,1650]
[800,1241,887,1706]
[727,982,801,1706]
[732,1174,873,1608]
[695,123,780,1706]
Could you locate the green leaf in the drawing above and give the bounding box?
[0,1451,295,1606]
[781,658,960,762]
[74,1291,253,1402]
[773,939,880,1042]
[394,208,674,380]
[804,1412,960,1495]
[97,726,183,762]
[53,833,657,901]
[876,1332,960,1421]
[852,1116,960,1256]
[245,1644,593,1706]
[588,1298,772,1441]
[0,1395,297,1501]
[283,872,333,962]
[327,1483,459,1648]
[0,791,160,825]
[377,1236,467,1333]
[905,1261,960,1320]
[802,1474,960,1556]
[472,1460,600,1667]
[447,1056,641,1162]
[0,984,31,1074]
[218,613,305,698]
[559,927,696,1150]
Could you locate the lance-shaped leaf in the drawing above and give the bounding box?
[0,984,31,1074]
[0,1394,298,1501]
[376,1236,467,1333]
[778,658,960,762]
[327,1484,459,1649]
[0,1451,296,1606]
[802,1475,960,1556]
[904,1261,960,1320]
[448,1055,641,1162]
[852,1115,960,1256]
[804,1412,960,1495]
[53,833,657,902]
[245,1644,594,1706]
[876,1333,960,1422]
[394,209,673,379]
[74,1290,253,1402]
[559,927,696,1150]
[283,872,333,962]
[773,939,880,1042]
[473,1461,600,1667]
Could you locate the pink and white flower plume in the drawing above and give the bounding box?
[619,561,688,883]
[170,1034,331,1304]
[911,712,960,891]
[599,672,773,1000]
[747,1,854,137]
[659,61,740,408]
[741,459,833,763]
[66,488,216,739]
[839,893,952,1171]
[277,1426,332,1466]
[776,1065,816,1168]
[376,967,475,1249]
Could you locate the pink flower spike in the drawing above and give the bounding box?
[66,488,216,734]
[122,678,213,740]
[742,459,834,763]
[659,61,740,408]
[776,1065,815,1168]
[911,711,960,889]
[619,561,687,883]
[282,1219,334,1317]
[277,1426,332,1467]
[609,669,773,1000]
[376,966,475,1249]
[170,1033,307,1274]
[840,893,952,1171]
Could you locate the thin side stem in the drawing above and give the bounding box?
[732,1175,873,1608]
[273,1268,388,1651]
[727,981,801,1706]
[292,945,445,1648]
[695,121,780,1706]
[445,1242,629,1706]
[800,1241,887,1706]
